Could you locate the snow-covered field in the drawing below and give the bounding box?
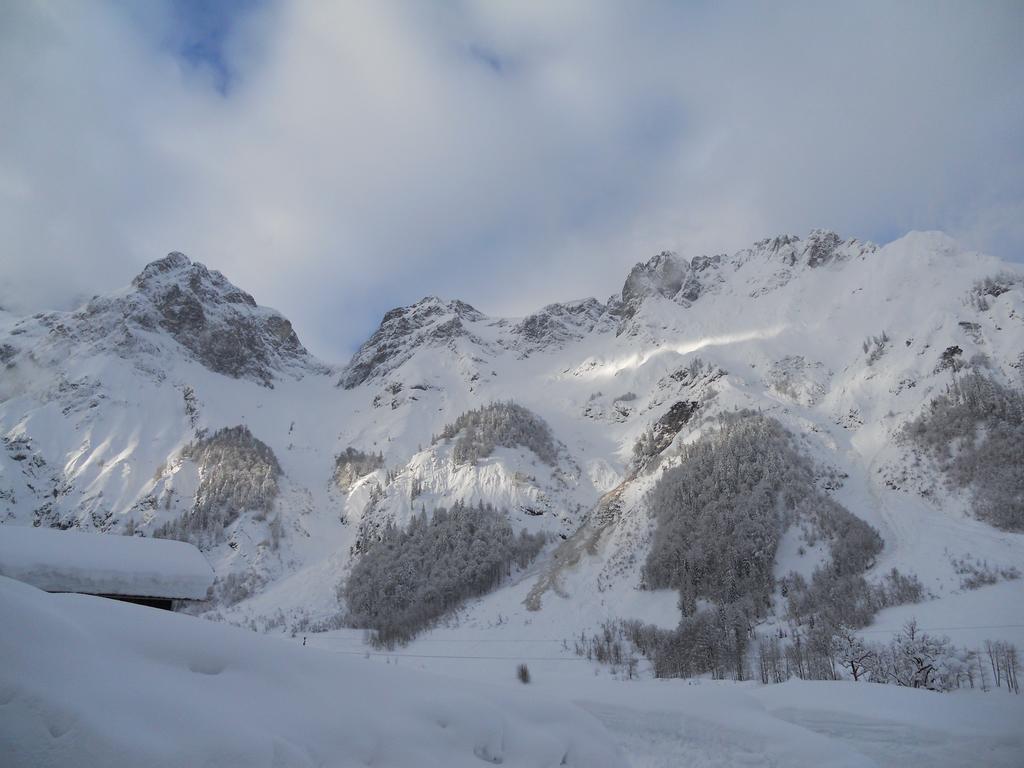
[0,576,620,768]
[305,635,1024,767]
[3,575,1021,768]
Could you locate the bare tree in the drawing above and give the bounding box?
[834,624,875,681]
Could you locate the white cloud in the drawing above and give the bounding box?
[1,0,1021,358]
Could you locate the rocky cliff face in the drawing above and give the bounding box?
[620,250,689,320]
[123,252,318,385]
[339,297,487,389]
[507,298,618,356]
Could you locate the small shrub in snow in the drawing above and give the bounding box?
[935,345,966,373]
[950,554,1021,590]
[516,663,531,684]
[667,356,719,385]
[862,331,890,365]
[343,502,546,647]
[437,402,559,465]
[967,272,1022,311]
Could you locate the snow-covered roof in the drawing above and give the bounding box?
[0,526,213,600]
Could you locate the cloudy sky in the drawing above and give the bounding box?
[2,1,1022,358]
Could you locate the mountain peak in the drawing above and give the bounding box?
[383,296,483,323]
[22,253,320,386]
[131,251,192,285]
[340,296,488,389]
[620,250,689,319]
[131,253,258,308]
[125,254,315,385]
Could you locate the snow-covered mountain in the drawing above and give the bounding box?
[1,229,1022,648]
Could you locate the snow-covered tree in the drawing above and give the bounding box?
[437,402,559,465]
[333,448,384,490]
[872,619,954,690]
[834,624,875,682]
[903,371,1024,530]
[154,425,282,549]
[343,502,546,647]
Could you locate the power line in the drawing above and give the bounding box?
[314,636,567,644]
[859,622,1024,634]
[315,648,592,662]
[858,623,1024,634]
[315,623,1024,644]
[308,623,1024,661]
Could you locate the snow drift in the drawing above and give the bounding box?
[0,526,213,599]
[0,576,621,768]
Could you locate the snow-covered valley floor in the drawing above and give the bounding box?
[2,575,1022,767]
[300,628,1024,768]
